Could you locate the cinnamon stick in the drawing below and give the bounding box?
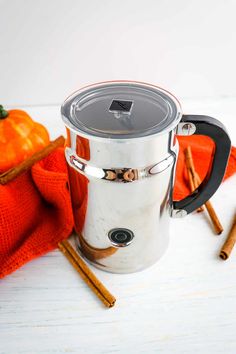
[195,173,223,234]
[219,214,236,260]
[187,168,204,212]
[185,146,223,234]
[58,239,116,308]
[0,136,65,185]
[184,147,204,212]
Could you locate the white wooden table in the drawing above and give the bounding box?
[1,98,236,354]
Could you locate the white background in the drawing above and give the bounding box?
[0,0,236,106]
[1,1,236,354]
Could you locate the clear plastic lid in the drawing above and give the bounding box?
[61,81,182,139]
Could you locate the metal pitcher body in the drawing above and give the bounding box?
[65,129,178,273]
[62,81,231,273]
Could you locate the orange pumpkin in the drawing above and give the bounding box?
[0,105,50,172]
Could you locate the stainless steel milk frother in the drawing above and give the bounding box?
[61,81,231,273]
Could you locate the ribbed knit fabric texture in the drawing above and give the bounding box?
[0,139,235,278]
[0,148,74,278]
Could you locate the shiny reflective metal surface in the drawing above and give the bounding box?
[64,127,179,273]
[65,148,174,183]
[62,81,182,273]
[176,122,196,136]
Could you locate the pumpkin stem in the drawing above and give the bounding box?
[0,105,9,119]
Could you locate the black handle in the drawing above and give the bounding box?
[173,114,231,215]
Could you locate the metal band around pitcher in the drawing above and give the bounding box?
[65,148,175,183]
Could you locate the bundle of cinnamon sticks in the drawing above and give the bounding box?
[185,146,236,260]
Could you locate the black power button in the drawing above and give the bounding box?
[108,228,134,247]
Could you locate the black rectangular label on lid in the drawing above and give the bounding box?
[109,100,133,113]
